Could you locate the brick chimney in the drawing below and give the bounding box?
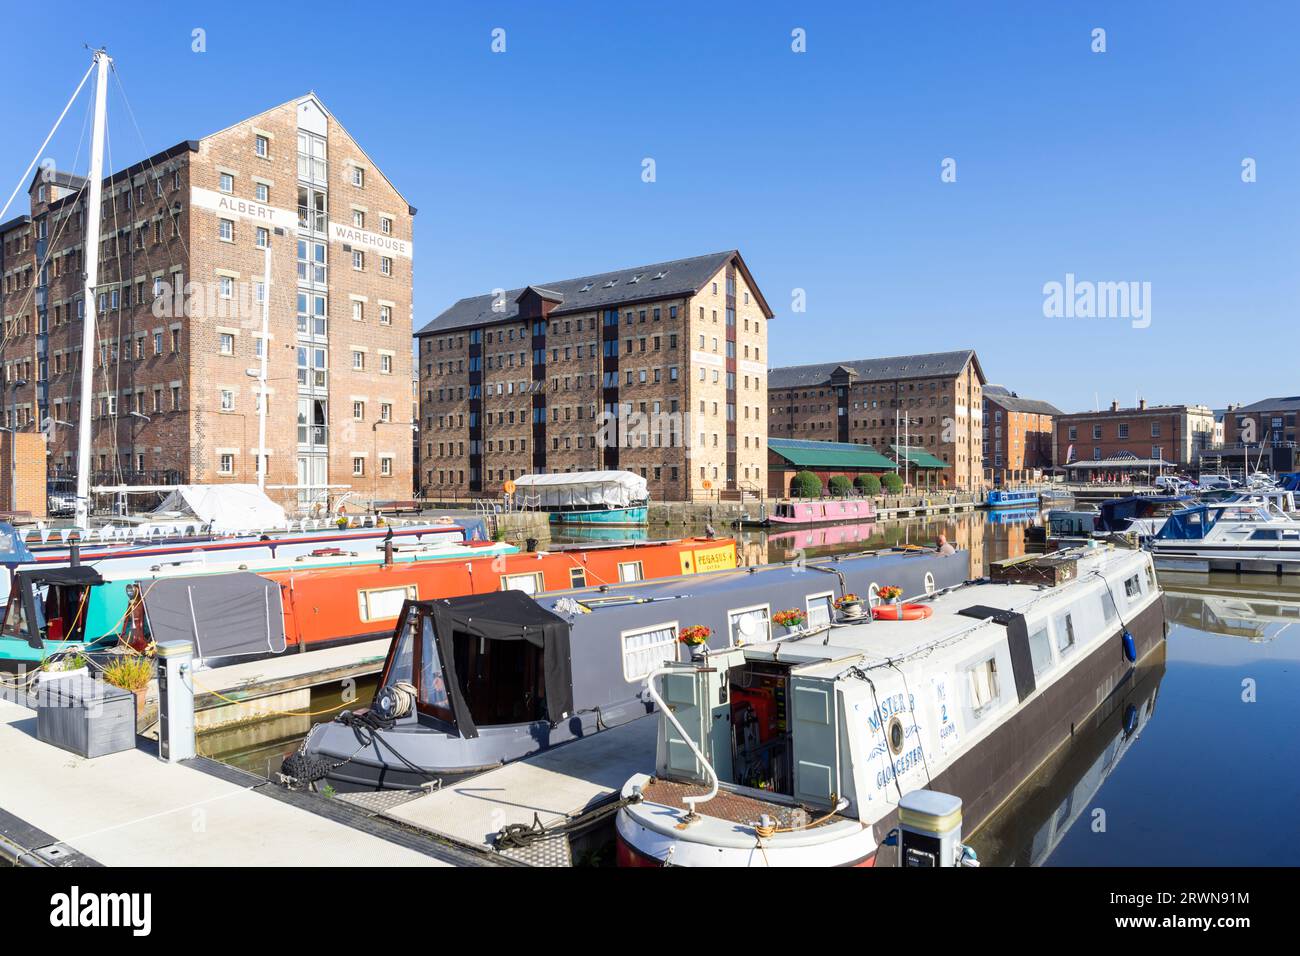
[1110,400,1119,412]
[1138,398,1147,410]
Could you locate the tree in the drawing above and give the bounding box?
[882,472,905,494]
[855,473,882,496]
[828,475,853,497]
[790,470,823,499]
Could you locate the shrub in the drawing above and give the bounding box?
[855,473,882,496]
[790,471,823,499]
[828,475,853,497]
[102,654,153,691]
[882,472,905,494]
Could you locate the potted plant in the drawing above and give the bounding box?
[102,652,155,732]
[772,608,806,635]
[40,652,89,682]
[336,515,350,529]
[835,593,865,620]
[678,625,712,659]
[878,585,903,605]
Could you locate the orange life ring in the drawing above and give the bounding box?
[872,602,933,621]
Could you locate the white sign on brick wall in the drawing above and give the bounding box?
[191,187,297,231]
[329,222,412,259]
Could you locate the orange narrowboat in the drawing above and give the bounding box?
[211,537,736,658]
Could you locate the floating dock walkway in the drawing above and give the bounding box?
[0,695,490,867]
[339,718,659,866]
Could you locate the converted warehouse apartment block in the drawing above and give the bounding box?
[0,93,414,509]
[418,251,774,502]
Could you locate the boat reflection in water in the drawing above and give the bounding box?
[968,641,1166,867]
[1160,572,1300,643]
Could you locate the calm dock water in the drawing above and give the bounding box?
[204,509,1300,866]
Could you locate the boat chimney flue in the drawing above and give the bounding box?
[383,528,394,566]
[69,538,81,567]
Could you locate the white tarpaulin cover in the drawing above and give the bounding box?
[148,484,288,533]
[511,471,649,509]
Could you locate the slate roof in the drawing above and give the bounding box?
[418,250,772,335]
[768,350,983,391]
[768,438,898,471]
[1233,396,1300,414]
[982,384,1063,417]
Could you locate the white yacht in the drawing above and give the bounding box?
[614,546,1165,867]
[1148,502,1300,567]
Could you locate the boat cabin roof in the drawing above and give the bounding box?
[730,549,1144,679]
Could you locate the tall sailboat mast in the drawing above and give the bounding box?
[74,49,112,529]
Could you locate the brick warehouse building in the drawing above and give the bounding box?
[982,384,1061,485]
[1053,400,1215,472]
[0,93,414,510]
[417,251,773,501]
[767,350,986,491]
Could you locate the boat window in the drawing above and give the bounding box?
[1101,588,1117,624]
[618,561,644,583]
[924,572,936,594]
[968,657,1000,717]
[1054,612,1077,655]
[0,590,32,640]
[1124,574,1142,599]
[501,571,544,595]
[1028,625,1053,677]
[569,567,587,588]
[1250,529,1280,541]
[416,615,453,722]
[358,585,417,622]
[728,605,770,646]
[1144,563,1157,592]
[386,611,417,685]
[805,591,835,629]
[621,622,678,682]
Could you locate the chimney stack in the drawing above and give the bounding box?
[1138,398,1147,410]
[1110,400,1119,412]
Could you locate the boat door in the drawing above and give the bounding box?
[658,659,736,784]
[790,674,842,808]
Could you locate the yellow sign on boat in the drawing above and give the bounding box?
[681,543,737,575]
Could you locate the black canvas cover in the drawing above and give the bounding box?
[427,590,573,730]
[142,572,287,658]
[19,566,104,588]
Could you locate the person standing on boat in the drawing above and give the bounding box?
[936,533,956,556]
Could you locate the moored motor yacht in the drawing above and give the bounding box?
[1148,502,1300,563]
[614,545,1165,866]
[285,545,970,791]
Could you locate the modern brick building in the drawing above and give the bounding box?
[981,384,1061,485]
[416,251,773,502]
[0,93,414,511]
[767,350,987,490]
[1054,400,1215,472]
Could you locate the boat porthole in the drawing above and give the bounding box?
[924,572,935,594]
[887,716,905,755]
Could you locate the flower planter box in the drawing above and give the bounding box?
[36,675,136,759]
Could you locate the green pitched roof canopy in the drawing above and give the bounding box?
[769,438,898,471]
[890,444,948,469]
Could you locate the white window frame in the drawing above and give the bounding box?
[967,657,1001,718]
[617,560,644,583]
[805,590,835,629]
[620,621,678,682]
[727,603,770,647]
[501,571,544,595]
[358,585,418,622]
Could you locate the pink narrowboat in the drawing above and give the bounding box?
[763,498,877,527]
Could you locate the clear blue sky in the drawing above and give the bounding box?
[3,1,1296,413]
